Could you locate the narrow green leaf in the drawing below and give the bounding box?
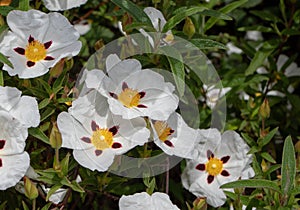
[259,127,278,148]
[221,179,281,192]
[265,164,281,176]
[200,9,232,20]
[46,184,63,202]
[41,203,52,210]
[238,25,274,33]
[281,136,296,196]
[22,201,30,210]
[61,153,70,176]
[189,39,227,50]
[40,107,56,122]
[261,152,276,164]
[204,0,248,32]
[0,52,13,68]
[19,0,30,11]
[38,98,50,110]
[250,10,283,23]
[111,0,151,24]
[28,127,50,145]
[0,6,14,16]
[61,177,85,193]
[163,6,206,32]
[0,71,3,86]
[245,43,275,76]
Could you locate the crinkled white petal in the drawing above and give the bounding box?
[106,54,122,72]
[277,54,300,77]
[226,42,242,55]
[205,85,231,109]
[85,69,106,90]
[143,7,167,31]
[74,20,91,35]
[9,96,40,128]
[153,113,199,159]
[0,86,21,112]
[119,192,179,210]
[0,111,27,155]
[42,0,88,11]
[73,147,115,172]
[0,152,30,190]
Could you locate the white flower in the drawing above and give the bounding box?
[0,86,40,190]
[57,90,150,172]
[181,129,254,207]
[85,54,179,121]
[202,84,231,109]
[42,0,88,11]
[226,42,243,55]
[119,192,180,210]
[151,112,199,159]
[245,31,263,41]
[140,7,174,47]
[0,9,81,79]
[74,20,92,35]
[277,54,300,78]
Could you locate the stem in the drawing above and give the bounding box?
[32,199,36,210]
[55,148,60,166]
[165,157,170,194]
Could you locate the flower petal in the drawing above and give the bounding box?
[0,86,21,112]
[42,0,88,11]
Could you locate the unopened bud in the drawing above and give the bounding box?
[183,17,195,39]
[24,177,38,200]
[49,122,62,149]
[94,39,105,51]
[193,197,207,210]
[259,98,270,119]
[50,59,65,78]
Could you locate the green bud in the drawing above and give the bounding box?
[183,17,195,39]
[24,177,38,200]
[49,122,62,149]
[259,98,270,119]
[49,59,65,78]
[193,197,207,210]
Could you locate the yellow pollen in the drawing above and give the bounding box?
[205,157,223,176]
[153,121,173,141]
[25,40,47,62]
[163,33,174,43]
[118,88,141,108]
[91,128,114,150]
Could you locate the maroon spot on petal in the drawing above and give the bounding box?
[170,129,175,134]
[0,140,5,150]
[122,82,128,90]
[44,41,52,49]
[207,150,214,159]
[109,92,118,99]
[95,150,102,156]
[109,126,119,136]
[195,163,205,171]
[137,104,147,108]
[207,175,214,184]
[28,35,34,43]
[164,140,174,147]
[81,137,91,143]
[138,91,146,99]
[221,156,230,164]
[91,120,99,131]
[0,158,2,167]
[14,47,25,55]
[112,142,122,149]
[221,170,230,177]
[27,61,35,67]
[44,56,55,61]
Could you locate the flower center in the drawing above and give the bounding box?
[153,121,173,141]
[205,157,223,176]
[118,88,141,108]
[25,40,47,62]
[91,128,114,150]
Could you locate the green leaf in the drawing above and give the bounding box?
[281,136,296,196]
[37,78,52,95]
[41,203,53,210]
[221,179,281,193]
[0,6,14,16]
[40,107,56,122]
[160,46,185,97]
[111,0,151,24]
[46,184,63,202]
[245,42,276,76]
[61,177,85,193]
[22,201,30,210]
[163,6,206,32]
[0,52,13,68]
[189,38,227,50]
[0,71,3,86]
[258,127,278,148]
[200,9,232,20]
[238,25,274,33]
[61,153,70,176]
[38,98,51,110]
[18,0,30,11]
[261,152,276,163]
[250,10,283,23]
[28,127,50,145]
[204,0,248,32]
[0,201,7,209]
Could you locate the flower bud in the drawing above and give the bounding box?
[193,197,207,210]
[49,122,62,149]
[259,98,270,119]
[50,59,65,78]
[183,17,195,39]
[24,177,38,200]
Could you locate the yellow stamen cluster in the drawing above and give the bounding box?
[91,128,114,150]
[205,157,223,176]
[118,88,141,108]
[25,40,47,62]
[153,121,173,141]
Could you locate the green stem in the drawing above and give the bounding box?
[32,199,36,210]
